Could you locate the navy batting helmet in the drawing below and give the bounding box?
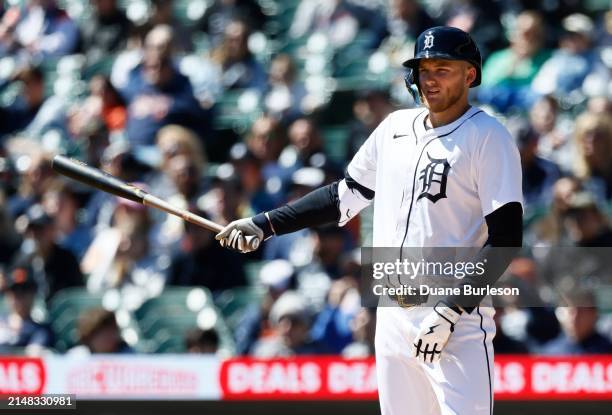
[403,26,482,101]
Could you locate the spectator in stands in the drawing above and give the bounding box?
[294,225,352,311]
[229,143,280,213]
[199,0,266,48]
[243,116,289,201]
[311,276,360,353]
[82,142,151,233]
[234,259,294,355]
[278,117,324,173]
[263,167,325,263]
[530,95,573,172]
[0,0,80,59]
[492,306,529,354]
[586,95,612,116]
[289,0,360,49]
[0,66,72,142]
[120,24,210,147]
[166,207,246,292]
[346,88,394,158]
[442,0,505,60]
[342,308,375,358]
[0,191,20,266]
[264,54,307,124]
[500,258,561,348]
[527,176,581,246]
[479,10,551,112]
[573,111,612,200]
[43,180,92,260]
[506,117,561,209]
[252,290,329,357]
[185,327,220,354]
[139,0,193,53]
[71,307,133,354]
[540,289,612,354]
[83,190,166,296]
[563,191,612,247]
[75,120,111,170]
[8,152,54,218]
[0,66,46,141]
[381,0,436,43]
[79,0,133,63]
[14,203,83,301]
[148,124,206,201]
[154,154,207,251]
[246,115,285,164]
[197,164,249,226]
[211,19,267,93]
[0,264,53,350]
[70,75,126,138]
[532,14,604,99]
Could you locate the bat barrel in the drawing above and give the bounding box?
[52,154,260,251]
[52,155,146,203]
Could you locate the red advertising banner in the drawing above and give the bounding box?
[219,357,377,400]
[1,355,611,400]
[495,355,612,400]
[220,356,612,401]
[0,357,45,395]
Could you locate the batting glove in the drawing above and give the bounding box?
[411,301,462,363]
[215,217,264,253]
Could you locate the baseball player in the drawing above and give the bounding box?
[217,26,523,415]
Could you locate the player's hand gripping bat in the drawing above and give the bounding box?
[51,155,260,251]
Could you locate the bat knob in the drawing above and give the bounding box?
[245,235,260,251]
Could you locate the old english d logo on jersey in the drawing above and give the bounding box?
[417,153,450,203]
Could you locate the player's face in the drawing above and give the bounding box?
[418,59,475,114]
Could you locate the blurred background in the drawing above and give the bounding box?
[0,0,610,394]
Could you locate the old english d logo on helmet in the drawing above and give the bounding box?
[402,26,483,100]
[423,31,434,50]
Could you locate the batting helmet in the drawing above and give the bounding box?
[403,26,482,101]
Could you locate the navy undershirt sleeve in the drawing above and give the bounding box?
[252,171,374,239]
[444,201,523,313]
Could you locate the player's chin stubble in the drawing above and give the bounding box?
[422,86,466,114]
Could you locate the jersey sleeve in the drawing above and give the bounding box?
[346,115,389,192]
[475,126,523,217]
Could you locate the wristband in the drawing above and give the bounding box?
[252,212,274,240]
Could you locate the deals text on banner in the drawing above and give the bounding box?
[219,356,612,401]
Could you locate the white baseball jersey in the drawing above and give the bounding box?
[347,106,523,248]
[346,106,522,415]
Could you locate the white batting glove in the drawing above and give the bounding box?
[215,217,263,253]
[411,301,461,363]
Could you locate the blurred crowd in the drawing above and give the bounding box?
[0,0,610,357]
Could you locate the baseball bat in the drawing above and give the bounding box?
[51,155,260,251]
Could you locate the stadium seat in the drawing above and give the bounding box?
[215,286,264,330]
[244,260,269,287]
[82,55,117,80]
[321,126,349,164]
[213,89,262,131]
[48,288,104,351]
[133,287,213,322]
[133,287,236,354]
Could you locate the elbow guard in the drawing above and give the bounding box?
[337,178,374,226]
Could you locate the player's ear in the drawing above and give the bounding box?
[465,64,477,86]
